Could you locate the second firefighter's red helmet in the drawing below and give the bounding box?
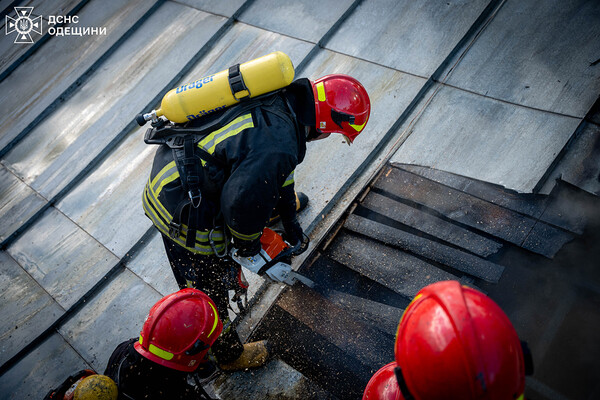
[363,362,404,400]
[134,288,223,372]
[310,74,370,143]
[394,280,526,400]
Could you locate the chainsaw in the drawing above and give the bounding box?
[230,228,315,287]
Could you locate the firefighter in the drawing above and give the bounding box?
[103,288,223,400]
[142,73,371,370]
[363,280,534,400]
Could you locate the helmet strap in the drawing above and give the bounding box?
[394,366,415,400]
[330,109,355,129]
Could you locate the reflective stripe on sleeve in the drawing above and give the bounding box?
[198,113,254,157]
[228,225,261,241]
[283,170,294,187]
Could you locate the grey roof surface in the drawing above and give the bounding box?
[0,0,599,398]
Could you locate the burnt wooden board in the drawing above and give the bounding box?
[253,285,396,399]
[324,289,405,336]
[327,231,460,299]
[395,163,547,218]
[375,166,575,257]
[361,190,502,257]
[344,214,504,283]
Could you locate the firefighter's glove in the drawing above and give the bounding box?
[232,237,261,257]
[282,219,303,248]
[283,221,310,257]
[230,248,270,275]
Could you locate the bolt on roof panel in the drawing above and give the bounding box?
[0,0,158,151]
[446,0,600,117]
[8,207,120,309]
[59,269,163,372]
[326,0,489,76]
[391,85,581,192]
[0,251,64,366]
[239,0,355,43]
[1,2,227,200]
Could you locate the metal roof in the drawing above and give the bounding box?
[0,0,599,398]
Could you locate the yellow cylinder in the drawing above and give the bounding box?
[157,51,295,123]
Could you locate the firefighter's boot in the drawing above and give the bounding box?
[218,340,269,371]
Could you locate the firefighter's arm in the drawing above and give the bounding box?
[275,174,304,246]
[221,153,294,256]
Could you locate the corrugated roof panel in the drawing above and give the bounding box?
[8,208,120,309]
[0,251,64,366]
[539,122,600,195]
[176,0,247,17]
[168,22,314,86]
[0,333,90,400]
[56,126,155,257]
[446,0,600,117]
[239,0,355,43]
[0,0,157,151]
[292,50,427,226]
[390,85,581,192]
[59,269,162,371]
[126,232,178,296]
[2,3,226,199]
[0,165,46,241]
[326,0,489,75]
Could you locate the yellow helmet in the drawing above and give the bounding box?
[73,375,118,400]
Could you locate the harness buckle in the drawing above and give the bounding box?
[168,221,182,238]
[189,190,202,208]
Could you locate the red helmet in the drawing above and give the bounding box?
[310,74,371,143]
[363,362,404,400]
[394,281,526,400]
[134,288,223,372]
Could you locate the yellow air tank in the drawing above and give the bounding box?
[139,51,295,125]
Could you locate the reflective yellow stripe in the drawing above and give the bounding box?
[143,189,224,255]
[150,161,176,190]
[155,170,180,197]
[139,335,175,361]
[208,301,219,338]
[229,226,261,241]
[516,394,524,400]
[349,122,366,132]
[399,293,423,326]
[145,184,172,225]
[149,344,174,360]
[283,171,294,187]
[316,82,326,101]
[199,114,254,154]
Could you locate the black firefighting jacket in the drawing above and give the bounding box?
[142,80,312,255]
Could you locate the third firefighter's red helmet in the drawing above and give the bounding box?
[134,288,223,372]
[394,280,526,400]
[310,74,370,143]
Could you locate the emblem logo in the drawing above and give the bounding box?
[5,7,42,44]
